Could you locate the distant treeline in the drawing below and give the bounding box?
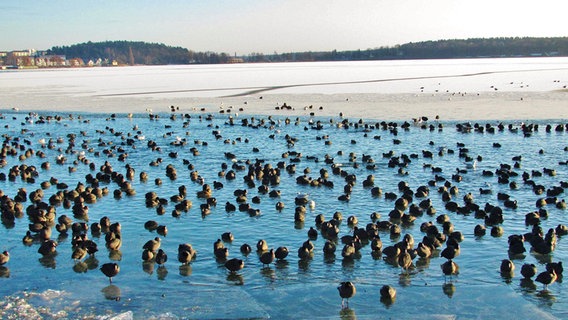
[252,37,568,63]
[48,41,191,65]
[48,37,568,65]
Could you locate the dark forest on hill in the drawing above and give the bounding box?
[47,37,568,65]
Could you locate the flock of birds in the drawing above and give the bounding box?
[0,107,567,314]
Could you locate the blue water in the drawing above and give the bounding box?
[0,109,566,319]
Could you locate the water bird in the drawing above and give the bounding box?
[521,263,537,279]
[259,249,275,267]
[307,227,318,239]
[416,242,432,258]
[441,239,460,260]
[143,237,161,253]
[155,249,168,266]
[338,281,356,309]
[240,243,252,255]
[0,251,9,265]
[178,243,196,264]
[500,259,515,277]
[38,239,57,256]
[72,246,87,262]
[256,239,268,252]
[546,261,563,277]
[105,233,122,251]
[380,285,396,301]
[142,248,154,261]
[398,249,413,274]
[382,245,401,259]
[221,232,234,242]
[22,231,34,245]
[225,258,244,273]
[214,247,229,260]
[323,241,336,255]
[100,262,120,283]
[275,246,289,260]
[441,260,459,281]
[535,269,557,290]
[341,243,357,259]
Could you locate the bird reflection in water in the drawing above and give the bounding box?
[227,272,244,285]
[339,307,356,319]
[142,261,154,275]
[72,261,88,273]
[0,266,10,278]
[179,264,192,277]
[324,254,336,265]
[275,259,289,270]
[39,255,57,269]
[298,259,311,272]
[109,250,122,261]
[398,273,412,287]
[380,285,396,307]
[536,289,557,306]
[102,284,121,301]
[519,278,537,291]
[341,258,355,271]
[260,266,275,281]
[85,256,99,270]
[157,266,168,280]
[442,282,456,298]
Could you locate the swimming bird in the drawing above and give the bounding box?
[298,246,311,260]
[441,260,459,281]
[307,227,318,240]
[0,251,9,265]
[380,285,396,301]
[259,249,275,267]
[535,269,557,290]
[221,232,234,242]
[22,231,34,245]
[256,239,268,252]
[156,225,168,236]
[143,237,161,253]
[100,262,120,284]
[214,247,229,260]
[546,261,563,277]
[323,240,336,255]
[474,224,486,236]
[240,243,252,255]
[105,233,122,251]
[520,263,537,279]
[338,281,356,309]
[441,238,460,260]
[500,259,515,278]
[178,243,196,264]
[213,239,225,251]
[398,249,413,274]
[142,248,154,261]
[144,220,159,231]
[155,249,168,266]
[382,245,401,259]
[275,246,289,260]
[416,242,432,258]
[341,243,357,259]
[38,239,57,256]
[225,258,244,273]
[72,246,87,262]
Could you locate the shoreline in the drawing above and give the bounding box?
[1,91,567,122]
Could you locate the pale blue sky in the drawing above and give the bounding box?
[2,0,567,54]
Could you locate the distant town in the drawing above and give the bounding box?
[0,49,120,69]
[2,37,567,69]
